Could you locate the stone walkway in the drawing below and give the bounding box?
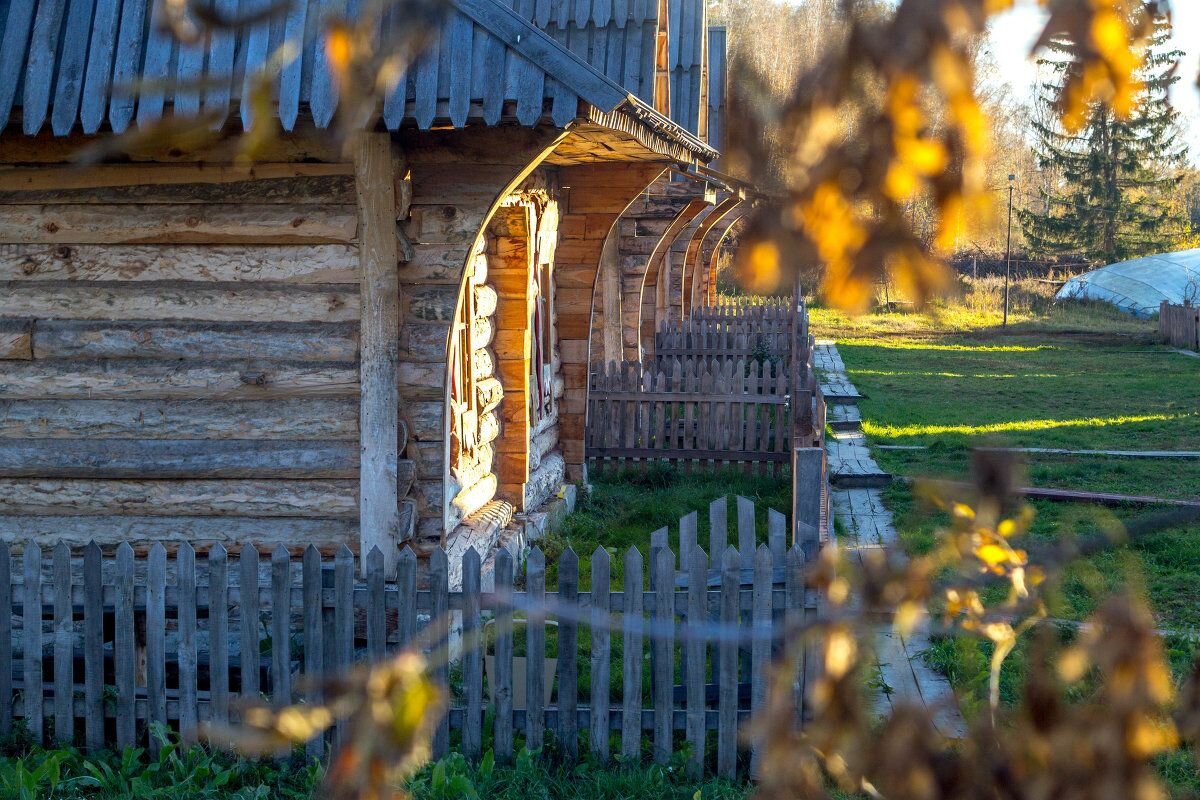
[815,340,967,738]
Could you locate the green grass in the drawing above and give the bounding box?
[810,283,1200,705]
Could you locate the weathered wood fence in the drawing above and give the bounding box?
[587,358,793,472]
[654,298,795,364]
[1161,301,1200,351]
[0,497,812,777]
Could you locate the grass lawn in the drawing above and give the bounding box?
[809,278,1200,708]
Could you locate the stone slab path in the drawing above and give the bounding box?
[815,340,967,738]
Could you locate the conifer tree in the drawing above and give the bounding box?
[1019,13,1189,264]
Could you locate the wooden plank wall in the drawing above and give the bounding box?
[0,162,364,552]
[0,495,813,778]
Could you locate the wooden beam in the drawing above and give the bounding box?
[355,132,404,568]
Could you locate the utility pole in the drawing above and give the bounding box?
[1003,173,1015,328]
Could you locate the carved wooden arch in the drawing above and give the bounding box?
[695,200,747,308]
[661,204,717,326]
[396,126,568,545]
[637,197,711,357]
[680,193,740,318]
[551,162,669,481]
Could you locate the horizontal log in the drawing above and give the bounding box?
[0,479,360,517]
[31,321,359,361]
[404,204,479,245]
[0,162,353,190]
[405,284,460,322]
[0,174,356,205]
[399,322,449,361]
[0,399,359,439]
[397,362,445,398]
[406,400,445,440]
[0,440,359,478]
[2,282,359,323]
[0,319,32,359]
[0,360,359,400]
[399,244,471,285]
[0,204,358,244]
[0,244,360,283]
[0,515,357,550]
[524,451,565,511]
[451,473,498,517]
[474,284,498,317]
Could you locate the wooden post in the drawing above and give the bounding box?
[793,447,823,558]
[354,131,403,571]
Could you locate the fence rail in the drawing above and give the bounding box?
[587,358,793,471]
[1161,301,1200,351]
[0,497,810,778]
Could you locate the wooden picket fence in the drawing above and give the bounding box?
[654,299,795,363]
[1161,301,1200,351]
[586,357,793,472]
[0,496,811,778]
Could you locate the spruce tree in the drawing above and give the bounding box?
[1019,13,1189,264]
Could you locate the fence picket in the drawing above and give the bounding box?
[686,546,708,778]
[53,542,72,744]
[22,545,42,743]
[558,548,579,758]
[652,547,675,764]
[334,545,354,748]
[367,547,386,661]
[768,509,787,566]
[526,547,546,751]
[494,549,515,763]
[737,495,756,562]
[147,543,167,753]
[397,547,417,647]
[82,543,101,750]
[750,545,772,777]
[114,542,135,749]
[0,545,8,739]
[302,544,323,757]
[210,544,230,726]
[717,547,739,778]
[240,545,261,707]
[620,547,643,760]
[429,548,449,759]
[461,548,482,760]
[786,545,805,722]
[270,545,291,709]
[177,543,198,739]
[590,547,611,762]
[710,496,728,556]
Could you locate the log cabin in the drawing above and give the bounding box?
[0,0,724,582]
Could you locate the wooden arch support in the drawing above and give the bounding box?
[661,205,717,327]
[553,162,668,481]
[695,200,747,308]
[680,193,740,318]
[637,197,711,357]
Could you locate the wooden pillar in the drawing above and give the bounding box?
[354,132,403,570]
[555,163,667,481]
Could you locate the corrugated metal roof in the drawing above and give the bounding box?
[0,0,706,151]
[667,0,702,134]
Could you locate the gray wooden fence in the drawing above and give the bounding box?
[587,358,793,472]
[0,497,813,777]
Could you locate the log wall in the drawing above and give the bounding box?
[0,162,368,552]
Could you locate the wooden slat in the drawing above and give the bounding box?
[0,204,357,244]
[461,547,483,759]
[750,545,771,777]
[396,547,417,647]
[209,544,230,727]
[22,543,43,743]
[0,440,358,479]
[620,546,642,760]
[652,546,674,763]
[0,544,11,736]
[303,544,324,759]
[716,547,738,778]
[526,546,546,751]
[736,495,755,563]
[366,547,386,661]
[557,547,578,758]
[176,544,198,738]
[270,545,291,708]
[709,496,727,556]
[52,541,72,743]
[82,542,101,749]
[429,548,450,757]
[115,542,135,748]
[0,1,37,125]
[334,544,354,748]
[494,548,515,762]
[685,546,707,778]
[22,0,67,135]
[589,546,611,762]
[147,543,167,754]
[786,545,805,723]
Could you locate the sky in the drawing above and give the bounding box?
[982,0,1200,165]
